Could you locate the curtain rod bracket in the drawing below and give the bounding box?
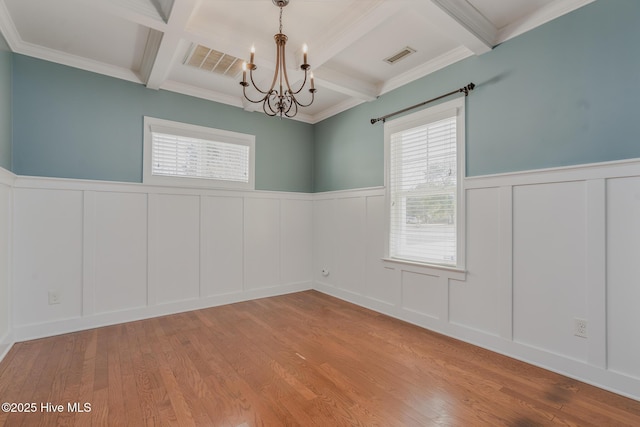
[370,82,475,125]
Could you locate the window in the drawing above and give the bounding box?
[143,117,255,190]
[385,98,465,268]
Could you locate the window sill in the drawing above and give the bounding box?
[382,257,467,281]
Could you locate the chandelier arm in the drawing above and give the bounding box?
[283,93,295,115]
[290,90,315,108]
[269,38,284,96]
[242,85,270,104]
[286,63,310,96]
[265,91,281,116]
[262,99,277,116]
[279,47,297,98]
[248,75,269,95]
[285,102,298,118]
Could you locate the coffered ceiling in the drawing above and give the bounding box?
[0,0,594,123]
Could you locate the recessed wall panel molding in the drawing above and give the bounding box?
[365,195,396,306]
[200,196,244,297]
[244,197,281,290]
[148,193,201,305]
[449,187,502,336]
[12,188,83,327]
[606,177,640,380]
[10,178,312,341]
[401,270,442,319]
[512,181,588,362]
[85,191,148,315]
[280,199,313,285]
[334,197,367,296]
[0,181,12,353]
[312,198,337,287]
[314,158,640,401]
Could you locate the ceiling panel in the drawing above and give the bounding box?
[5,0,149,71]
[327,8,461,86]
[0,0,595,123]
[467,0,556,30]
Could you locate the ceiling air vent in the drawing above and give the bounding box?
[184,44,244,78]
[384,46,416,65]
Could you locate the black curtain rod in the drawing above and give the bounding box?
[370,82,475,125]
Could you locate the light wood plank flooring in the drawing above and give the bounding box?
[1,290,639,426]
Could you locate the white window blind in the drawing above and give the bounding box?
[143,117,255,190]
[389,113,458,266]
[151,132,249,183]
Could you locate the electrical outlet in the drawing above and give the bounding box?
[48,290,61,305]
[574,318,587,338]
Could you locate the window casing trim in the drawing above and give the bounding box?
[383,97,466,270]
[143,117,255,190]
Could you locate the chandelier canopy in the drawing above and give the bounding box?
[240,0,316,118]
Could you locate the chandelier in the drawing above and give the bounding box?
[240,0,316,118]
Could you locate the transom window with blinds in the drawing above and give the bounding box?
[143,117,255,190]
[384,98,465,268]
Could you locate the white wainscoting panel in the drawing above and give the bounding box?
[0,173,12,356]
[449,187,502,336]
[281,199,313,285]
[606,177,640,380]
[149,193,201,305]
[13,188,84,326]
[314,159,640,401]
[84,191,148,315]
[313,198,336,286]
[512,181,588,361]
[243,197,281,290]
[401,270,441,319]
[5,159,640,400]
[365,195,397,306]
[200,196,244,296]
[9,177,312,341]
[334,197,366,296]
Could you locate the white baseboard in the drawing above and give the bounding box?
[13,281,312,342]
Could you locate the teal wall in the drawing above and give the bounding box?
[11,55,314,192]
[0,34,10,171]
[313,0,640,192]
[9,1,640,192]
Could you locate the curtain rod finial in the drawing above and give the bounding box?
[462,82,475,96]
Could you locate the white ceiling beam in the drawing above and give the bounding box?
[312,66,378,102]
[144,0,198,90]
[85,0,168,32]
[414,0,496,55]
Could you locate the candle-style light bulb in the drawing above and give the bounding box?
[242,61,247,83]
[302,44,308,65]
[310,71,315,90]
[250,46,255,65]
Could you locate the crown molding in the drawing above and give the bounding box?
[0,1,21,52]
[14,41,143,84]
[310,98,366,124]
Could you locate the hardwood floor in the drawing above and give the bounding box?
[1,290,639,426]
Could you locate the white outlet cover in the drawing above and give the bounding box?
[574,318,587,338]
